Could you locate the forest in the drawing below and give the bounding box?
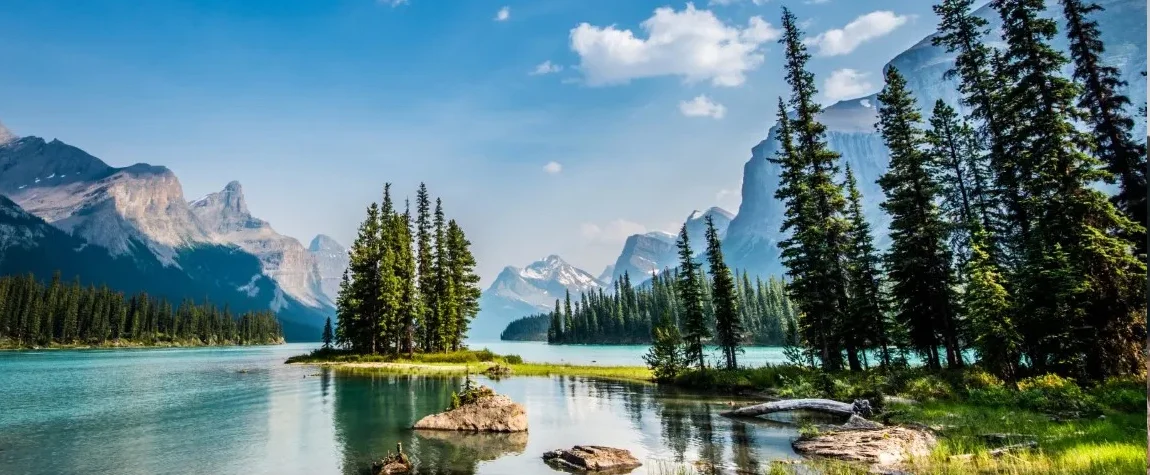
[0,272,284,348]
[643,0,1146,383]
[331,183,483,356]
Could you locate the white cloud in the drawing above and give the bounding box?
[543,161,563,174]
[530,60,563,76]
[580,219,648,243]
[679,95,727,119]
[823,68,875,101]
[495,6,510,21]
[569,4,781,87]
[806,11,910,56]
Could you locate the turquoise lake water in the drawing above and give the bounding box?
[0,342,817,475]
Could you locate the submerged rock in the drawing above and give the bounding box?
[542,446,642,473]
[412,392,527,432]
[792,426,936,468]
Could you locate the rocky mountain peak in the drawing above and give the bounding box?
[0,120,18,145]
[189,181,263,234]
[308,234,344,253]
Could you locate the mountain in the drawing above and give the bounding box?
[470,254,604,340]
[0,133,338,339]
[608,207,733,283]
[596,264,615,284]
[308,234,348,303]
[0,195,319,340]
[0,121,16,146]
[189,181,332,309]
[723,0,1145,278]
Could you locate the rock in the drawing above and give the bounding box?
[842,414,885,430]
[792,426,936,468]
[484,364,512,378]
[371,443,412,474]
[412,393,527,432]
[543,446,642,472]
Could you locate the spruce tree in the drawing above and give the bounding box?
[415,183,435,351]
[776,8,852,371]
[963,227,1019,380]
[322,317,334,350]
[548,299,561,343]
[876,66,962,370]
[430,198,449,352]
[843,165,891,368]
[675,224,709,370]
[396,199,418,355]
[994,0,1145,379]
[1060,0,1147,254]
[445,220,481,351]
[704,216,742,370]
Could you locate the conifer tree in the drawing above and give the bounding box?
[704,216,742,370]
[322,317,334,350]
[876,66,962,370]
[843,165,891,367]
[675,224,709,370]
[1060,0,1147,254]
[776,8,852,371]
[994,0,1145,379]
[396,199,418,355]
[415,183,435,350]
[963,227,1018,380]
[548,299,561,343]
[430,198,449,351]
[927,100,984,261]
[445,219,481,351]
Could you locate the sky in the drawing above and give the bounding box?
[0,0,949,286]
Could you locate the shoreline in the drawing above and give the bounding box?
[291,359,654,383]
[0,339,287,352]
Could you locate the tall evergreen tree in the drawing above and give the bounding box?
[445,219,481,351]
[994,0,1145,379]
[876,66,962,370]
[1060,0,1147,254]
[704,216,742,370]
[414,183,435,351]
[675,224,710,370]
[322,317,334,350]
[843,165,891,368]
[963,227,1019,380]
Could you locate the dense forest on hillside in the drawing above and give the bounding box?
[639,1,1146,382]
[0,272,284,348]
[332,183,483,355]
[499,313,549,341]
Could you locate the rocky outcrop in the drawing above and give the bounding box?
[412,393,527,432]
[370,443,412,475]
[543,446,642,473]
[792,425,936,468]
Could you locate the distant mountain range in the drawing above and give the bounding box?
[477,0,1146,339]
[0,128,347,341]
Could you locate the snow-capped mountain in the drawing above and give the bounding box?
[0,132,339,339]
[724,0,1145,278]
[189,181,332,308]
[470,254,605,340]
[607,207,733,283]
[308,234,349,303]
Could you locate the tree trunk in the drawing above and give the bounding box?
[721,398,864,418]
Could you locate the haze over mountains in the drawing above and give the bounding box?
[0,129,346,340]
[473,0,1146,339]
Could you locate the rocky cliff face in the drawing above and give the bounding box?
[610,231,677,283]
[189,181,332,308]
[723,0,1144,278]
[308,234,348,303]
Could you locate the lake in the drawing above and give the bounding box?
[0,342,818,475]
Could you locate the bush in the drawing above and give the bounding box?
[902,375,955,402]
[1016,374,1101,416]
[798,424,821,440]
[963,368,1005,390]
[1091,376,1146,413]
[501,354,524,365]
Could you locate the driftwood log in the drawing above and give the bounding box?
[721,398,873,418]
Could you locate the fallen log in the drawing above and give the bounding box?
[722,398,872,418]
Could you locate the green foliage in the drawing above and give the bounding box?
[703,215,743,370]
[903,375,957,402]
[674,224,710,370]
[1015,374,1102,416]
[501,354,524,365]
[500,313,549,341]
[644,324,687,382]
[798,424,821,440]
[1090,377,1147,413]
[0,272,283,348]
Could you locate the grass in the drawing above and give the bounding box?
[286,347,653,382]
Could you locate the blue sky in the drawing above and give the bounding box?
[0,0,949,285]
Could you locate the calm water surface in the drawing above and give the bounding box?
[0,342,817,475]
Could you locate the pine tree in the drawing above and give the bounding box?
[927,100,985,262]
[963,227,1019,380]
[644,321,686,382]
[430,198,449,352]
[322,317,334,350]
[995,0,1145,379]
[396,199,419,355]
[548,299,561,343]
[445,219,481,351]
[347,202,382,353]
[876,66,962,370]
[704,216,741,370]
[843,165,891,368]
[415,183,435,351]
[775,8,852,371]
[1060,0,1147,254]
[675,224,709,370]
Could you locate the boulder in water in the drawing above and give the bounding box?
[542,445,642,472]
[412,389,527,432]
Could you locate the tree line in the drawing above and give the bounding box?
[543,231,797,350]
[762,1,1144,382]
[0,272,284,347]
[334,183,482,355]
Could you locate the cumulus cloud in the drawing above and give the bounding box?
[823,68,875,101]
[495,6,510,21]
[580,219,648,243]
[806,11,910,56]
[569,4,781,87]
[530,60,563,75]
[679,95,727,119]
[543,161,563,174]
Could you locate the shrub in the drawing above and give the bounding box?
[502,354,524,365]
[901,375,955,402]
[1090,376,1146,413]
[798,424,821,439]
[963,368,1005,390]
[1016,374,1101,416]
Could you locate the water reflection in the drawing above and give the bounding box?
[329,371,805,475]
